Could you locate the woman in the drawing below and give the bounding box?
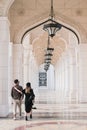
[22,82,35,121]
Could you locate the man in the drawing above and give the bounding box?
[11,79,23,120]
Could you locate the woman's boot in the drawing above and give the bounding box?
[25,116,28,121]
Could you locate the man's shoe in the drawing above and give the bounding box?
[19,116,22,119]
[13,117,16,120]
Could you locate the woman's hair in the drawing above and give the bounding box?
[26,82,31,87]
[25,82,31,93]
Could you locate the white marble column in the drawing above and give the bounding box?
[68,32,79,103]
[23,44,38,89]
[23,35,38,89]
[8,42,13,112]
[55,47,79,103]
[62,52,69,102]
[55,58,65,102]
[0,17,10,116]
[13,44,23,85]
[28,49,38,89]
[68,48,78,103]
[65,54,70,101]
[78,44,87,102]
[23,49,29,86]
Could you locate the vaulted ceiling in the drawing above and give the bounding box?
[0,0,87,65]
[32,32,66,65]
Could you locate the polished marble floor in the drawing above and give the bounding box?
[1,90,87,130]
[1,118,87,130]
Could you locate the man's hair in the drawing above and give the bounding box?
[14,79,19,84]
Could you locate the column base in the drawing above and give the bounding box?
[0,105,9,117]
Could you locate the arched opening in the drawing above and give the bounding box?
[39,64,55,90]
[21,28,79,104]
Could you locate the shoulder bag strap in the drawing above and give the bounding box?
[14,87,22,94]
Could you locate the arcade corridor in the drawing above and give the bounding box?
[0,0,87,130]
